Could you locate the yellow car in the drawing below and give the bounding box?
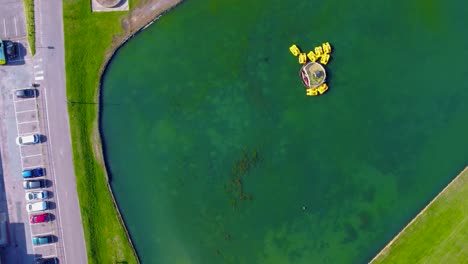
[314,46,323,56]
[306,88,319,96]
[317,83,329,94]
[322,42,332,54]
[298,53,307,64]
[289,44,301,56]
[320,54,330,65]
[307,51,317,62]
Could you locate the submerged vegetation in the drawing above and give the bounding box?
[224,149,261,208]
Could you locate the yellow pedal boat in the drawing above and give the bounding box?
[289,44,301,56]
[314,46,323,57]
[298,53,307,64]
[306,88,319,96]
[320,53,330,65]
[317,83,329,94]
[322,42,332,54]
[307,51,317,62]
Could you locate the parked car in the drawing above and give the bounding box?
[35,258,58,264]
[16,134,40,145]
[5,41,18,60]
[22,168,45,178]
[23,179,47,190]
[0,39,6,65]
[30,213,51,224]
[25,190,49,201]
[32,235,54,245]
[26,201,49,213]
[15,88,37,98]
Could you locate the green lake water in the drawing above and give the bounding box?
[101,0,468,263]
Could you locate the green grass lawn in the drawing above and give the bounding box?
[372,167,468,264]
[23,0,35,55]
[63,1,138,263]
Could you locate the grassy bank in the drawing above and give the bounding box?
[23,0,35,55]
[63,1,138,263]
[372,167,468,263]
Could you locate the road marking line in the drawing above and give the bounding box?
[14,16,18,36]
[23,164,44,171]
[15,109,37,114]
[17,132,39,137]
[35,71,44,75]
[31,231,54,237]
[43,87,68,263]
[32,243,56,248]
[22,165,44,170]
[35,76,44,81]
[3,19,6,36]
[34,65,41,68]
[17,120,38,125]
[7,36,27,41]
[18,132,39,137]
[21,153,43,159]
[14,98,37,103]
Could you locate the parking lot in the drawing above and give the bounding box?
[0,0,63,261]
[0,1,27,41]
[1,70,62,260]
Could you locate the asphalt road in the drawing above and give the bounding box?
[34,0,88,262]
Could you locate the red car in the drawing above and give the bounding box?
[30,213,51,224]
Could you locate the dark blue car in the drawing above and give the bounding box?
[22,168,45,178]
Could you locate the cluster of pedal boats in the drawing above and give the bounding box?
[289,42,332,65]
[289,42,333,96]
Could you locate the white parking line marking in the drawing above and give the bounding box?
[2,19,6,36]
[15,109,37,114]
[17,120,38,125]
[18,132,39,136]
[14,16,18,36]
[31,231,54,237]
[32,242,56,248]
[23,165,44,170]
[14,98,37,103]
[21,153,43,159]
[35,76,44,81]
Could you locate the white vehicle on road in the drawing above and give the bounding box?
[25,190,49,201]
[26,201,49,213]
[16,134,40,145]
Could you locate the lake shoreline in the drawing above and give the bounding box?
[95,0,186,261]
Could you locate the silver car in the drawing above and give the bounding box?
[26,201,48,213]
[25,190,49,201]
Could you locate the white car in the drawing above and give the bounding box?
[16,134,40,145]
[25,190,49,201]
[26,201,48,213]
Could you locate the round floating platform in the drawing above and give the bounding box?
[299,62,326,88]
[97,0,121,8]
